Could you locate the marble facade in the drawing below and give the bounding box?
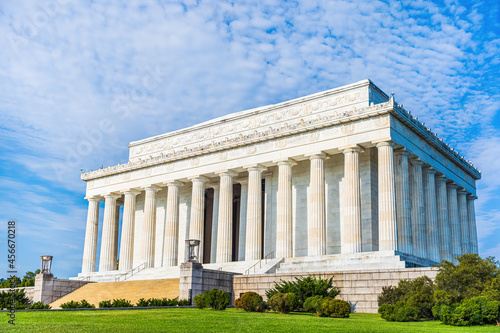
[79,80,480,278]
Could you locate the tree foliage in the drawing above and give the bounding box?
[432,254,500,326]
[378,276,435,322]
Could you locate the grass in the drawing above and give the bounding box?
[2,308,499,332]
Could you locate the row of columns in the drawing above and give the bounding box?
[82,141,478,273]
[394,149,478,263]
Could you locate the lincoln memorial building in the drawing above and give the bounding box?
[78,79,480,282]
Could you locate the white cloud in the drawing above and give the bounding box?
[0,0,498,277]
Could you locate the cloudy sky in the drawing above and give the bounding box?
[1,0,498,279]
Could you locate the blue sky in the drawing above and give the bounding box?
[1,0,499,279]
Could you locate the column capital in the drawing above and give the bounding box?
[446,181,458,189]
[164,180,184,188]
[121,189,141,196]
[84,195,102,202]
[142,184,162,192]
[466,193,478,200]
[306,152,328,160]
[273,157,297,166]
[217,170,238,178]
[422,166,436,174]
[373,140,396,148]
[244,164,267,172]
[103,192,122,200]
[394,147,411,156]
[409,156,424,166]
[340,144,363,154]
[435,173,448,181]
[188,175,210,183]
[457,188,468,195]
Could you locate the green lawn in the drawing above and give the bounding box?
[2,308,499,332]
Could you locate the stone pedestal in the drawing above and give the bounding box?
[179,262,204,304]
[33,273,91,305]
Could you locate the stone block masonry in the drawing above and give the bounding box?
[33,273,93,305]
[179,262,240,304]
[233,267,437,313]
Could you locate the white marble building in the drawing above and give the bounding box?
[78,80,480,280]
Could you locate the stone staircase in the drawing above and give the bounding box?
[276,251,408,274]
[50,278,180,309]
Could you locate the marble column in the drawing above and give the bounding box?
[423,167,439,262]
[394,149,412,255]
[119,190,140,271]
[447,182,461,262]
[457,188,470,254]
[435,174,452,261]
[376,141,398,252]
[409,157,426,259]
[308,153,327,256]
[216,171,236,262]
[245,165,266,261]
[467,194,478,254]
[113,200,121,269]
[189,176,208,263]
[82,196,101,273]
[342,146,362,254]
[276,159,295,258]
[210,185,219,263]
[99,193,121,272]
[163,181,182,267]
[217,171,237,263]
[238,179,249,261]
[142,185,161,268]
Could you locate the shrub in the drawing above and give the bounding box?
[266,275,340,309]
[99,300,112,308]
[377,276,435,322]
[204,289,229,310]
[28,301,51,310]
[377,280,412,306]
[378,301,419,322]
[234,297,242,310]
[378,303,395,321]
[240,292,266,312]
[166,298,179,306]
[318,298,351,318]
[136,298,149,307]
[78,299,95,308]
[178,299,190,306]
[14,301,26,310]
[0,289,30,309]
[268,292,298,314]
[194,294,206,309]
[303,295,324,314]
[111,299,133,307]
[60,300,81,309]
[148,298,165,307]
[445,296,500,326]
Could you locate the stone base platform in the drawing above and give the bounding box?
[234,267,438,313]
[276,250,437,274]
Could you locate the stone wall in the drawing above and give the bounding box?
[179,262,240,304]
[233,267,437,313]
[33,273,93,305]
[0,287,35,303]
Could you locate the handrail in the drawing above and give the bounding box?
[244,252,274,275]
[115,262,148,282]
